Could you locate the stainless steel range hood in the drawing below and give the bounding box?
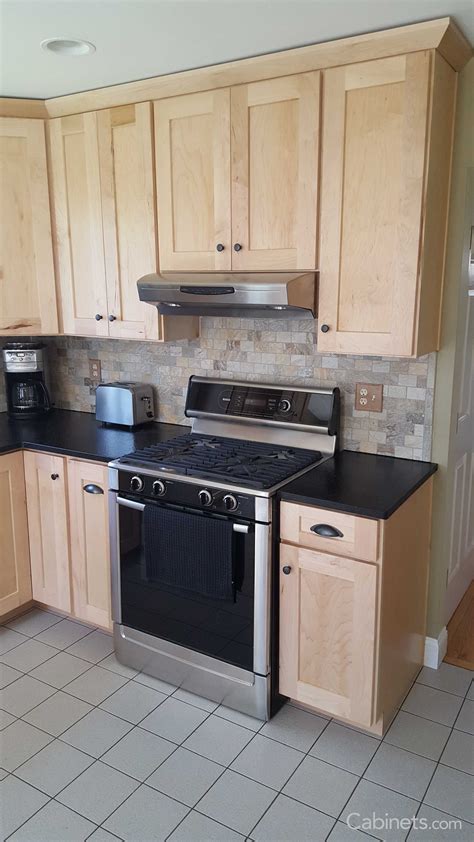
[137,271,317,319]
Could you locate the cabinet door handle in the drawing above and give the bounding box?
[310,523,344,538]
[83,484,104,495]
[320,324,330,333]
[108,314,116,322]
[216,243,225,252]
[282,565,292,575]
[95,314,103,321]
[233,243,242,252]
[51,473,59,480]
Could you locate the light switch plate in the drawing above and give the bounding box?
[355,383,383,412]
[89,358,101,382]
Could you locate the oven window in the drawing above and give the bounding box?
[118,503,255,672]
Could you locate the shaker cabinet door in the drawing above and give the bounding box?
[98,103,161,340]
[154,89,232,271]
[0,117,58,336]
[68,459,111,630]
[0,451,32,617]
[279,544,378,726]
[24,451,71,612]
[231,72,320,270]
[49,113,109,336]
[318,53,431,356]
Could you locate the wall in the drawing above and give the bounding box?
[427,58,474,639]
[14,317,437,461]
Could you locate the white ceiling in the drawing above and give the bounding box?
[1,0,473,100]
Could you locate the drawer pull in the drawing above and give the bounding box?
[83,483,104,495]
[310,523,344,538]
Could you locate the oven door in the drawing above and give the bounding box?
[110,495,271,677]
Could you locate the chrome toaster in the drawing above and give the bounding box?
[95,382,155,427]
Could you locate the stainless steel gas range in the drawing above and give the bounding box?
[108,377,340,720]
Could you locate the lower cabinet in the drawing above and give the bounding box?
[0,451,32,616]
[279,481,433,735]
[68,459,111,629]
[22,451,112,629]
[24,451,72,612]
[279,543,378,726]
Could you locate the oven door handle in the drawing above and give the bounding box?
[116,495,249,532]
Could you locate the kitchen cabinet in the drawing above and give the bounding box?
[0,451,32,617]
[49,105,198,341]
[279,479,433,735]
[280,543,378,725]
[318,52,456,357]
[0,117,58,336]
[24,451,71,613]
[154,71,320,271]
[68,459,111,630]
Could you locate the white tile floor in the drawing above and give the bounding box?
[0,608,473,842]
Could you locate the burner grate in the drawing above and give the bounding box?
[121,434,320,489]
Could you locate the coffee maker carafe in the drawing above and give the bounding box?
[3,343,52,418]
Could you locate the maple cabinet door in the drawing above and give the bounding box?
[49,113,109,336]
[68,459,111,630]
[0,451,32,617]
[279,544,378,726]
[318,53,431,356]
[24,451,71,612]
[230,72,320,270]
[154,89,231,271]
[0,117,58,336]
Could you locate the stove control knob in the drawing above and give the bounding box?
[223,494,238,512]
[130,475,144,493]
[152,480,166,497]
[278,398,292,414]
[198,489,213,507]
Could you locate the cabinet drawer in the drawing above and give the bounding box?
[280,501,379,562]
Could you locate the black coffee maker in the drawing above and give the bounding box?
[3,343,52,418]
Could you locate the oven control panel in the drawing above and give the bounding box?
[118,471,256,519]
[185,376,339,433]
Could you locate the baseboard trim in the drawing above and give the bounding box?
[424,627,448,668]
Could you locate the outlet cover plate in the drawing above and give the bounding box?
[89,358,101,381]
[355,383,383,412]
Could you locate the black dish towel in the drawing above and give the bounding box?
[144,505,234,600]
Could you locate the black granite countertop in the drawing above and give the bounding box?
[278,450,437,519]
[0,410,188,463]
[0,411,437,518]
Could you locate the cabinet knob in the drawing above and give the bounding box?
[320,324,330,333]
[233,243,242,252]
[95,314,103,321]
[216,243,225,252]
[51,473,59,480]
[83,483,104,495]
[282,565,292,575]
[108,314,116,322]
[310,523,344,538]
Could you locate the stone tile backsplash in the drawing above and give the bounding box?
[0,318,436,460]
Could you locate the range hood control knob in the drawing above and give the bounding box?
[130,475,144,492]
[198,489,213,506]
[223,494,238,512]
[152,480,166,497]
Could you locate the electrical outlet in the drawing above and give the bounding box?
[89,358,101,382]
[355,383,383,412]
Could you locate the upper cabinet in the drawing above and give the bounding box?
[318,52,456,357]
[155,90,231,271]
[49,104,198,341]
[0,118,58,336]
[155,72,320,272]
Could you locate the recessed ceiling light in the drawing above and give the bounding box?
[41,37,96,56]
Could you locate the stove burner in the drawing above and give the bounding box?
[120,434,321,490]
